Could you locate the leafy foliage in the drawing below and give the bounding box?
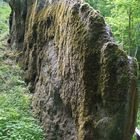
[0,52,44,140]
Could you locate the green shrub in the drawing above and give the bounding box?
[0,62,44,140]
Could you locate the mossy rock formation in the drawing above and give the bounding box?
[9,0,138,140]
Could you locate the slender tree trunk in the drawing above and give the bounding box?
[128,6,132,55]
[121,29,124,49]
[134,46,138,58]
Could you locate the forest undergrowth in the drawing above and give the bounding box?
[0,38,44,140]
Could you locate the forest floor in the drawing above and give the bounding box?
[0,33,44,140]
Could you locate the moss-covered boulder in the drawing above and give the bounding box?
[9,0,138,140]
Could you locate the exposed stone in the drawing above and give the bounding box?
[9,0,138,140]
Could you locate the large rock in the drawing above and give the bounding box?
[9,0,138,140]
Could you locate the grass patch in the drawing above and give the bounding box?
[0,52,44,140]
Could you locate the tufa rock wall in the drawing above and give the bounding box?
[9,0,138,140]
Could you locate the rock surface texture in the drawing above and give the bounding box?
[9,0,138,140]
